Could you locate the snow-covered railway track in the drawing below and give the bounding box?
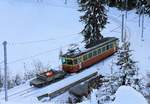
[0,87,36,100]
[0,65,101,102]
[11,68,98,102]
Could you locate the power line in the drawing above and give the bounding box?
[0,7,133,65]
[4,40,82,65]
[38,1,78,10]
[0,23,122,65]
[8,38,54,45]
[1,22,122,65]
[7,32,80,46]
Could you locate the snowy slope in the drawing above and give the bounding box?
[0,0,148,76]
[0,0,82,75]
[103,8,150,75]
[79,86,148,104]
[112,86,148,104]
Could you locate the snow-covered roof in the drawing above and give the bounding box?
[62,37,118,58]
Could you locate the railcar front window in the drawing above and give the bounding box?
[66,59,73,65]
[62,58,73,65]
[62,58,67,64]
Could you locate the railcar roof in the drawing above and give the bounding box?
[62,37,118,58]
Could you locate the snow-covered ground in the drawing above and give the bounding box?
[0,0,150,104]
[79,86,148,104]
[113,86,148,104]
[0,0,149,76]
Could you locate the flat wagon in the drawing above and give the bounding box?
[30,70,66,88]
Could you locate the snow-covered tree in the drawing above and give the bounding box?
[136,0,150,17]
[0,70,3,91]
[141,71,150,103]
[14,74,22,86]
[32,60,44,74]
[95,71,123,103]
[78,0,107,48]
[116,42,140,89]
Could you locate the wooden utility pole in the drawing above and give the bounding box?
[139,13,141,27]
[125,0,128,19]
[107,0,110,11]
[121,14,125,42]
[141,5,145,40]
[65,0,67,4]
[3,41,8,101]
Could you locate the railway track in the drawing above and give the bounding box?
[0,68,98,102]
[20,68,98,101]
[0,87,37,100]
[0,67,98,101]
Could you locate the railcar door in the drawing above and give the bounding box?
[77,56,82,70]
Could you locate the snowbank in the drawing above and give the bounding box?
[1,101,23,104]
[112,86,148,104]
[79,86,148,104]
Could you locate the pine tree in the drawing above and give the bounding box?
[136,0,150,17]
[116,42,139,88]
[78,0,107,48]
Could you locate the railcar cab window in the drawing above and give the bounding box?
[62,58,73,65]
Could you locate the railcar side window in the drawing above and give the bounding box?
[93,50,97,56]
[88,52,92,58]
[73,58,78,64]
[106,45,109,50]
[98,48,101,54]
[113,42,116,47]
[78,57,82,63]
[109,43,113,48]
[83,54,88,61]
[102,46,106,52]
